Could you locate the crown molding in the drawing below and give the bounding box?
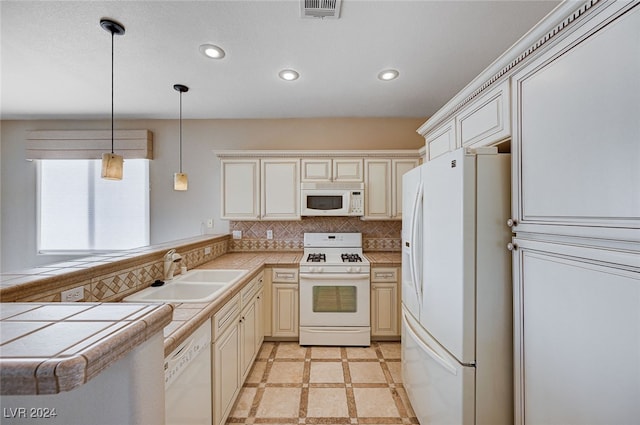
[215,149,421,159]
[418,0,605,137]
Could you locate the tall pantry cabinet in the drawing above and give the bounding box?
[508,2,639,423]
[416,1,639,424]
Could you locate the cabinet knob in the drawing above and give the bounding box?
[507,218,517,228]
[507,242,517,251]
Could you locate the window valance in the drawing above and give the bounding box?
[26,130,153,160]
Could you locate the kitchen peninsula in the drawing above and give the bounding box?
[0,233,401,425]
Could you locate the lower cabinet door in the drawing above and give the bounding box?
[371,282,398,337]
[272,283,299,337]
[240,301,257,381]
[513,237,640,425]
[213,320,241,425]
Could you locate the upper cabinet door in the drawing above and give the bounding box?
[511,5,640,241]
[456,79,510,149]
[333,158,363,182]
[364,159,392,219]
[261,159,300,220]
[301,159,332,182]
[425,118,456,161]
[392,159,419,219]
[301,158,363,182]
[221,159,260,220]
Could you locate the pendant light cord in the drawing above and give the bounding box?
[179,91,183,173]
[110,28,115,155]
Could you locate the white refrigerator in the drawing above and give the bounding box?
[401,147,513,424]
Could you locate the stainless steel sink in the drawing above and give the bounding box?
[123,269,248,303]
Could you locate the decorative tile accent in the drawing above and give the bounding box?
[229,217,401,252]
[91,268,141,302]
[227,342,417,424]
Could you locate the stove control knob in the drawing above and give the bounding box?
[347,267,361,273]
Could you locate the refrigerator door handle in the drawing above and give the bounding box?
[403,310,457,375]
[410,181,424,304]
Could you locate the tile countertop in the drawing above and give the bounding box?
[0,302,173,395]
[164,251,400,355]
[0,250,398,396]
[364,251,402,266]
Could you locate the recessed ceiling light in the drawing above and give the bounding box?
[199,44,225,59]
[279,69,300,81]
[378,69,399,81]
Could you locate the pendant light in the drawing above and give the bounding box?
[173,84,189,191]
[100,18,125,180]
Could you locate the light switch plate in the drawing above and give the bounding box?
[266,230,273,240]
[232,230,242,240]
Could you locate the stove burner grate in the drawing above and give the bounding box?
[306,253,326,262]
[341,253,363,262]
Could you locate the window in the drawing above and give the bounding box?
[38,159,149,253]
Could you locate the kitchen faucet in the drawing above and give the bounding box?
[163,249,182,280]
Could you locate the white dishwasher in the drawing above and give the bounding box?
[165,320,212,425]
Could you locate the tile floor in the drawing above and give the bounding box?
[227,341,418,424]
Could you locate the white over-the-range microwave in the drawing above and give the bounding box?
[300,182,364,216]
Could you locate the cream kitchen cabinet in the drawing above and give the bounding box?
[240,273,264,381]
[424,118,456,161]
[213,273,265,425]
[220,159,260,220]
[212,293,242,425]
[271,268,299,338]
[456,79,510,149]
[392,159,419,220]
[510,1,640,242]
[511,237,639,425]
[221,158,300,221]
[370,267,400,338]
[364,158,418,220]
[301,158,363,182]
[261,158,300,220]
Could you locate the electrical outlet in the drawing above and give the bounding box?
[232,230,242,240]
[207,218,213,228]
[204,246,212,255]
[61,286,84,302]
[266,230,273,240]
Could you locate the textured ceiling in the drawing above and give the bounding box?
[1,0,561,120]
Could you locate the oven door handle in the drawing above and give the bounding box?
[299,273,370,280]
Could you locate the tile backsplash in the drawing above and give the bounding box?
[229,217,401,252]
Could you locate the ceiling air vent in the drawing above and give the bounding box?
[301,0,342,19]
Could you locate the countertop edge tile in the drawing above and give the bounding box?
[0,303,173,395]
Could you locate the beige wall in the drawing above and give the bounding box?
[0,117,424,272]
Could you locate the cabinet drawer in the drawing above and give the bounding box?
[212,293,241,341]
[371,268,397,283]
[241,273,264,307]
[272,268,298,283]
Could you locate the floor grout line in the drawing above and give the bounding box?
[228,341,417,425]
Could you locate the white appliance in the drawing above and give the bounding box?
[300,182,364,216]
[401,147,513,424]
[299,232,371,346]
[165,320,212,425]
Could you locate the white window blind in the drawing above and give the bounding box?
[38,159,150,252]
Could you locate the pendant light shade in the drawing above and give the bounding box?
[100,18,125,180]
[101,153,124,179]
[173,84,189,191]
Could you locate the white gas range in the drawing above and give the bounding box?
[299,233,371,346]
